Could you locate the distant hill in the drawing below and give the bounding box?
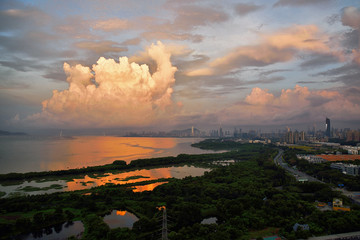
[0,130,27,136]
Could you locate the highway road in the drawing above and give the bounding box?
[274,149,360,205]
[273,149,321,183]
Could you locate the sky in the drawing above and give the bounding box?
[0,0,360,133]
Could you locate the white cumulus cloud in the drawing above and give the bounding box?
[25,41,179,128]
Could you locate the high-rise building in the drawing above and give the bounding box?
[300,131,305,141]
[294,131,299,144]
[326,118,331,137]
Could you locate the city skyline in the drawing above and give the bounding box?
[1,0,360,132]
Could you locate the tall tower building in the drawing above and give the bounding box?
[325,117,331,137]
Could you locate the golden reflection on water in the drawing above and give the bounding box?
[46,137,177,170]
[116,211,127,216]
[133,182,167,192]
[66,165,209,192]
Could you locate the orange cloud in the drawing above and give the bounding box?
[92,18,129,31]
[26,42,179,128]
[186,25,334,76]
[264,25,329,52]
[245,87,274,105]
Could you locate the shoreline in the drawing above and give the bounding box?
[0,142,262,182]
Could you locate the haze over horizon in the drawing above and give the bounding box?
[1,0,360,133]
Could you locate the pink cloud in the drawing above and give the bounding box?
[245,87,274,105]
[219,85,360,125]
[264,25,329,52]
[186,25,338,76]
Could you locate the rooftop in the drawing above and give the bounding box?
[317,155,360,162]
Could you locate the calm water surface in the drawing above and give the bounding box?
[103,210,138,229]
[0,165,210,197]
[0,136,216,174]
[20,221,84,240]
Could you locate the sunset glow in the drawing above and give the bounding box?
[0,0,359,131]
[66,165,208,191]
[3,2,360,237]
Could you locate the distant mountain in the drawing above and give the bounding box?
[0,130,28,136]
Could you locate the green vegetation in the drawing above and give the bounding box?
[191,138,247,150]
[118,175,151,181]
[0,192,5,198]
[246,227,280,239]
[17,184,64,192]
[1,141,360,239]
[287,145,314,152]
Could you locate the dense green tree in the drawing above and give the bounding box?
[83,214,110,240]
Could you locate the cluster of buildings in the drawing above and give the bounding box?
[296,153,360,176]
[284,129,306,144]
[342,145,360,155]
[330,163,360,176]
[124,118,360,145]
[332,129,360,142]
[296,154,325,164]
[209,127,231,138]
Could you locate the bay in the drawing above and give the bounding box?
[0,136,216,174]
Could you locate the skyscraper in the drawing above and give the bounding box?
[326,117,331,137]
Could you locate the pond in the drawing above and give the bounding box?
[0,165,211,197]
[20,221,83,240]
[132,181,168,192]
[103,210,138,229]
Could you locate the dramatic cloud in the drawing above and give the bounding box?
[25,42,179,128]
[187,25,332,76]
[2,1,360,131]
[219,85,360,125]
